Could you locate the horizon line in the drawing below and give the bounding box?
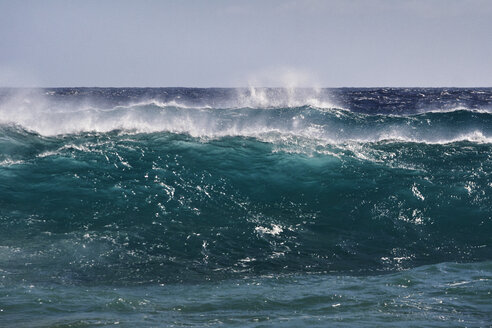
[1,86,492,89]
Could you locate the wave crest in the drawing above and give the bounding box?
[1,88,492,145]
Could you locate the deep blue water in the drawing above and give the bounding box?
[1,88,491,327]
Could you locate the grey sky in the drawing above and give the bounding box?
[1,0,491,87]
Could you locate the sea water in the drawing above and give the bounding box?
[0,88,491,327]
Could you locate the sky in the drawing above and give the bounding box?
[0,0,491,87]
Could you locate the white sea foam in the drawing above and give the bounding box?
[365,130,492,144]
[416,106,492,114]
[255,224,283,236]
[0,159,25,166]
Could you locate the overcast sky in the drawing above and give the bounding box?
[1,0,491,87]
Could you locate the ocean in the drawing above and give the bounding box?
[0,87,491,327]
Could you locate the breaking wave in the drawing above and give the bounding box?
[1,88,491,144]
[1,88,491,287]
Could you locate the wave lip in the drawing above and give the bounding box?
[1,100,492,147]
[1,87,492,135]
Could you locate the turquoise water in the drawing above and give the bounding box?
[2,262,491,327]
[1,88,491,326]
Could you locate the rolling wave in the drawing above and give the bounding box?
[1,88,491,287]
[1,129,491,285]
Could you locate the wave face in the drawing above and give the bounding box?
[1,88,492,326]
